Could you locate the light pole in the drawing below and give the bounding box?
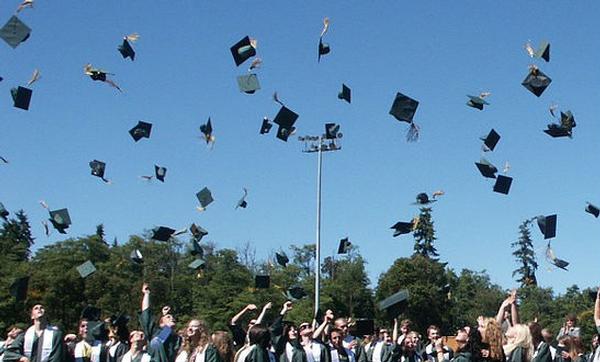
[298,123,342,317]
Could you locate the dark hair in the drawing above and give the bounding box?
[529,322,543,347]
[465,326,482,360]
[427,325,439,336]
[566,313,577,323]
[248,324,271,349]
[329,327,343,338]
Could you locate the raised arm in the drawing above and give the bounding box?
[313,310,333,340]
[392,318,398,344]
[255,302,272,326]
[495,293,512,325]
[595,287,600,328]
[509,290,519,325]
[231,304,257,325]
[141,283,150,311]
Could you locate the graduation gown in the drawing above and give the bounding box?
[175,344,222,362]
[303,340,330,362]
[107,341,129,362]
[228,325,247,349]
[360,342,392,362]
[120,350,151,362]
[139,309,181,362]
[532,342,552,362]
[506,347,527,362]
[4,325,65,362]
[422,344,452,362]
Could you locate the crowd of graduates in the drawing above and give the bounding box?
[2,285,600,362]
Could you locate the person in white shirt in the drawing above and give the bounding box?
[120,331,151,362]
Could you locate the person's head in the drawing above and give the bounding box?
[109,323,130,343]
[408,331,420,345]
[334,318,348,337]
[248,319,257,330]
[570,337,584,358]
[212,331,234,362]
[379,329,390,343]
[299,322,313,338]
[504,324,533,360]
[541,328,553,344]
[330,327,344,349]
[427,325,440,343]
[129,330,146,350]
[159,314,176,328]
[565,313,577,328]
[400,319,412,335]
[184,319,209,348]
[248,324,271,349]
[78,319,89,339]
[6,325,23,340]
[454,329,469,353]
[30,304,45,321]
[479,319,503,360]
[592,334,600,349]
[401,333,417,354]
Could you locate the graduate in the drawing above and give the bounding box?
[175,319,221,362]
[529,323,551,362]
[106,315,130,362]
[433,330,471,362]
[139,283,181,362]
[298,312,331,362]
[3,304,66,362]
[234,325,272,362]
[229,303,272,350]
[120,331,151,362]
[72,316,107,362]
[328,328,355,362]
[270,301,307,362]
[211,331,235,362]
[421,325,452,362]
[0,326,24,362]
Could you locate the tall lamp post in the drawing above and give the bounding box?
[298,123,342,317]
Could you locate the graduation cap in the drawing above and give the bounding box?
[338,84,351,103]
[196,187,214,211]
[586,202,599,218]
[545,242,568,270]
[391,221,414,237]
[318,37,330,62]
[285,286,307,301]
[544,125,571,138]
[351,319,374,337]
[83,64,122,92]
[481,129,500,152]
[537,214,557,239]
[378,289,409,318]
[154,165,167,182]
[200,118,214,145]
[190,240,204,258]
[77,260,97,278]
[522,66,552,97]
[49,208,71,234]
[89,160,106,178]
[237,74,260,94]
[260,117,273,135]
[152,226,176,242]
[230,36,256,66]
[11,86,32,110]
[236,188,248,209]
[273,106,298,142]
[493,175,513,195]
[475,158,498,179]
[414,192,435,205]
[129,121,152,142]
[255,275,270,289]
[118,38,135,61]
[188,258,206,270]
[275,252,289,267]
[81,305,102,321]
[325,123,341,140]
[190,224,208,240]
[0,15,31,49]
[0,202,9,220]
[389,92,419,124]
[526,41,550,62]
[337,237,351,254]
[110,314,130,328]
[466,94,490,110]
[9,276,29,302]
[130,249,143,264]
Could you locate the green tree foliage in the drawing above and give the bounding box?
[413,207,439,259]
[512,219,538,287]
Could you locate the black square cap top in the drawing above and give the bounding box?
[318,38,330,62]
[493,175,513,195]
[236,188,248,209]
[275,252,289,267]
[230,36,256,66]
[273,106,299,142]
[351,319,374,337]
[260,117,273,135]
[49,208,71,233]
[188,258,206,270]
[325,123,341,140]
[586,203,600,218]
[118,38,135,61]
[89,160,106,179]
[129,121,152,142]
[200,118,213,142]
[466,95,490,110]
[190,223,208,240]
[0,16,31,49]
[522,67,552,97]
[285,286,307,301]
[545,244,568,270]
[391,221,414,237]
[481,129,501,152]
[191,240,204,258]
[81,305,102,321]
[536,41,550,62]
[77,260,97,278]
[9,276,29,302]
[537,214,557,239]
[389,92,419,124]
[11,86,32,110]
[337,237,351,254]
[154,165,167,182]
[544,126,571,138]
[378,289,409,318]
[0,202,9,219]
[560,111,576,129]
[130,249,143,264]
[255,275,270,289]
[152,226,176,242]
[338,84,351,103]
[475,158,498,179]
[196,187,214,209]
[237,74,261,94]
[414,192,435,205]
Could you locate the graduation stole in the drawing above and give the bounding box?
[150,327,172,350]
[330,347,353,362]
[74,340,103,362]
[24,325,55,362]
[121,351,151,362]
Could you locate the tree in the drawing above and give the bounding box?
[0,210,35,262]
[413,207,439,260]
[512,219,538,286]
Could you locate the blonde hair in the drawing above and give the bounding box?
[503,324,533,362]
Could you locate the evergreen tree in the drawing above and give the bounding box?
[413,207,439,259]
[512,219,538,286]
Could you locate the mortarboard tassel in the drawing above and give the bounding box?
[320,17,330,38]
[16,0,34,13]
[125,33,140,42]
[27,68,40,86]
[406,122,420,142]
[249,57,262,71]
[41,220,50,236]
[431,190,445,200]
[524,41,535,58]
[273,92,284,107]
[0,156,9,164]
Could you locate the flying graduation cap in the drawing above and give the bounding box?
[273,106,298,142]
[230,36,256,66]
[129,121,152,142]
[466,93,490,110]
[275,252,289,267]
[475,158,498,179]
[391,220,415,237]
[130,249,143,264]
[493,175,513,195]
[0,15,31,49]
[522,65,551,97]
[118,33,139,61]
[190,239,204,258]
[84,64,122,92]
[196,187,214,211]
[545,242,568,270]
[544,111,576,138]
[317,17,330,62]
[77,260,97,278]
[389,92,420,142]
[89,160,110,183]
[285,286,307,301]
[525,40,550,62]
[537,214,557,240]
[11,86,32,110]
[236,188,248,209]
[481,129,501,152]
[325,123,342,140]
[154,165,167,182]
[0,202,9,220]
[48,208,71,234]
[151,226,177,242]
[255,275,270,289]
[337,237,351,254]
[260,117,273,135]
[378,289,409,318]
[190,224,208,241]
[413,192,436,205]
[200,118,215,145]
[338,84,351,103]
[237,74,261,94]
[586,202,600,218]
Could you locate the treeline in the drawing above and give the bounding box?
[0,210,597,347]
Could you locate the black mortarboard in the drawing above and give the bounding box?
[285,286,307,301]
[544,125,571,138]
[200,118,213,144]
[130,249,143,264]
[154,165,167,182]
[11,86,32,110]
[0,16,31,49]
[191,240,204,258]
[9,276,29,302]
[152,226,176,242]
[475,159,498,179]
[77,260,97,278]
[338,84,351,104]
[237,74,260,94]
[546,243,568,270]
[255,275,270,289]
[260,117,273,135]
[481,129,500,151]
[378,289,409,318]
[0,202,9,220]
[522,67,552,97]
[81,305,102,321]
[560,111,576,129]
[190,224,208,240]
[537,214,557,239]
[275,252,289,267]
[586,203,600,218]
[351,319,374,337]
[318,37,330,62]
[389,92,419,124]
[118,38,135,61]
[325,123,341,139]
[110,314,130,328]
[230,36,256,66]
[129,121,152,142]
[89,160,106,179]
[493,175,513,195]
[196,187,214,210]
[49,208,71,234]
[414,192,435,205]
[536,41,550,62]
[236,188,248,209]
[188,258,206,270]
[391,221,414,237]
[273,106,298,142]
[337,237,351,254]
[466,95,490,110]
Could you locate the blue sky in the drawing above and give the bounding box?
[1,1,599,294]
